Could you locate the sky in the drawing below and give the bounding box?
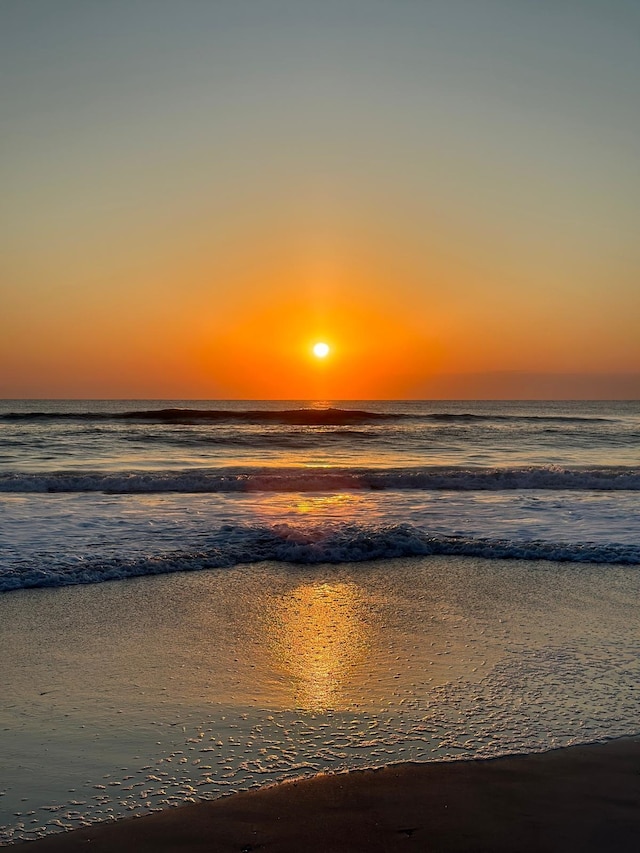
[1,0,639,399]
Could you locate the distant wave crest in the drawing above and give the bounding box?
[0,407,613,425]
[1,522,638,592]
[0,407,396,425]
[1,465,638,493]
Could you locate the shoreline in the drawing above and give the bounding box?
[14,737,640,852]
[3,556,640,844]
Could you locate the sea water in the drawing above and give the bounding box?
[1,400,639,843]
[1,400,639,588]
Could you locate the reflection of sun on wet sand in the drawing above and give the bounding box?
[6,556,640,850]
[269,582,369,712]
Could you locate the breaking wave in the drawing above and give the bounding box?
[2,522,638,592]
[1,465,638,494]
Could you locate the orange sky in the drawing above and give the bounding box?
[1,1,639,399]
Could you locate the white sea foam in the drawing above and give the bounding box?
[1,465,639,494]
[2,487,638,593]
[2,521,639,593]
[1,401,638,595]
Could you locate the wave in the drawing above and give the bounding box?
[0,407,614,426]
[0,407,397,425]
[119,427,381,448]
[1,465,639,493]
[420,413,612,424]
[2,522,638,592]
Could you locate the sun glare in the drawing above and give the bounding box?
[313,342,330,358]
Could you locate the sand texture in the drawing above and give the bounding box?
[14,738,640,852]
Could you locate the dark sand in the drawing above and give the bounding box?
[15,738,640,852]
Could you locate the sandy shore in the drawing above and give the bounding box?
[3,559,640,846]
[14,737,640,852]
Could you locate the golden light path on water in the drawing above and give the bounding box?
[248,491,384,525]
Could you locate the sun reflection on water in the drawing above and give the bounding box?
[250,491,380,525]
[269,581,369,712]
[290,493,361,515]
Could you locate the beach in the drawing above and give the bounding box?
[4,0,640,841]
[2,552,640,846]
[4,0,640,842]
[14,737,640,852]
[2,401,639,846]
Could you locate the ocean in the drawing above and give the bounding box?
[2,399,639,590]
[1,399,639,843]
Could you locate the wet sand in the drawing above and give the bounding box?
[15,738,640,852]
[3,558,640,845]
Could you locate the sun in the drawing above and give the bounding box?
[313,342,330,358]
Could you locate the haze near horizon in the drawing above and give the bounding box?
[2,0,639,399]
